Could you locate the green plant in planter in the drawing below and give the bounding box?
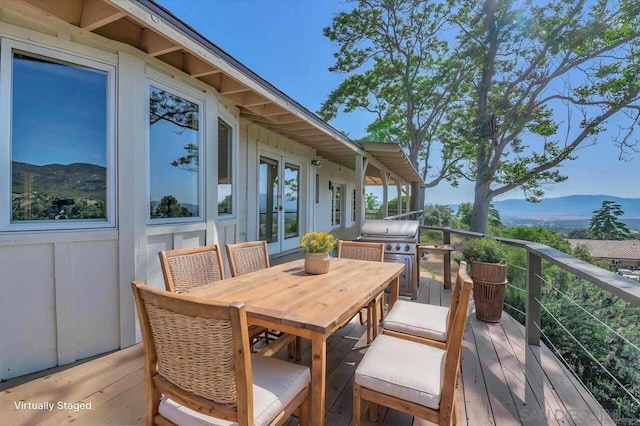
[462,237,506,264]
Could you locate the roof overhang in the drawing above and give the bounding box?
[362,143,424,186]
[17,0,362,169]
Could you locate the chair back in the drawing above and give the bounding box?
[158,245,224,293]
[439,262,473,421]
[131,281,253,423]
[338,240,385,262]
[226,241,270,277]
[446,264,466,335]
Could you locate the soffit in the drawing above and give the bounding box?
[362,143,424,185]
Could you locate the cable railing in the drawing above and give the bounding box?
[420,225,640,423]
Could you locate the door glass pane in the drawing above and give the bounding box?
[284,163,299,239]
[259,157,278,243]
[11,52,108,222]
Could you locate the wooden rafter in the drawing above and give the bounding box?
[156,50,184,70]
[139,28,181,57]
[218,75,250,95]
[183,54,221,78]
[20,0,84,26]
[80,0,126,31]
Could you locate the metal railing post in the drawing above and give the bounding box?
[526,251,542,346]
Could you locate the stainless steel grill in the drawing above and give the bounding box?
[358,219,420,299]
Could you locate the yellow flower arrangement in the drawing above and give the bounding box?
[299,231,337,253]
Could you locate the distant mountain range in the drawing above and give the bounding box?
[491,195,640,231]
[493,195,640,218]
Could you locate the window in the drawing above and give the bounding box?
[1,40,115,230]
[148,83,203,222]
[315,174,320,204]
[331,183,342,227]
[218,118,233,216]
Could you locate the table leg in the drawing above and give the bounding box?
[444,251,452,289]
[311,333,327,425]
[388,276,399,310]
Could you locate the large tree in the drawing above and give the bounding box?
[319,0,469,211]
[322,0,640,233]
[458,0,640,232]
[589,200,631,239]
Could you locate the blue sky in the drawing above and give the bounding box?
[157,0,640,205]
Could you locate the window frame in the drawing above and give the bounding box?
[216,110,237,219]
[146,77,206,225]
[0,38,117,232]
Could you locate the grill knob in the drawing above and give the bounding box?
[404,244,410,252]
[386,244,392,251]
[395,244,401,251]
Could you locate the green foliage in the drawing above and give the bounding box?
[502,226,572,253]
[365,192,379,210]
[589,200,631,240]
[320,0,469,202]
[462,237,506,263]
[567,228,591,239]
[151,195,193,219]
[424,204,455,227]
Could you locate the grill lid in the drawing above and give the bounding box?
[360,220,420,238]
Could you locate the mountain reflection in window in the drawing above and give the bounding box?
[11,52,108,222]
[149,86,200,219]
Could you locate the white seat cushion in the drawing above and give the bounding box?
[159,354,310,426]
[355,334,445,409]
[383,300,449,342]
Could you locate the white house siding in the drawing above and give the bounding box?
[0,3,362,380]
[314,158,358,240]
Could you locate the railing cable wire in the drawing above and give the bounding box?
[536,297,640,406]
[503,301,526,317]
[535,273,640,354]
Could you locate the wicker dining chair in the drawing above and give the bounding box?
[337,240,385,343]
[158,245,225,294]
[226,240,301,361]
[158,245,267,348]
[226,240,270,277]
[382,262,465,349]
[353,263,474,425]
[131,281,310,426]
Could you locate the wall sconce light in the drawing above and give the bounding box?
[329,180,333,190]
[311,159,321,166]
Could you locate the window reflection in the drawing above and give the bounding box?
[218,119,233,215]
[148,86,200,220]
[11,52,108,222]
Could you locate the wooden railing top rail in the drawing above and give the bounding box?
[384,210,424,220]
[421,225,640,307]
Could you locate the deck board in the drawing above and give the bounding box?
[0,254,613,425]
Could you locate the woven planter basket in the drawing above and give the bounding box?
[470,261,507,283]
[470,261,507,323]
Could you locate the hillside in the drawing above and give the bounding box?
[12,161,106,220]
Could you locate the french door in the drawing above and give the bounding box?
[258,154,302,253]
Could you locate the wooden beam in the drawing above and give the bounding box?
[139,28,181,57]
[222,91,270,107]
[92,16,141,47]
[219,75,250,95]
[183,54,221,77]
[80,0,126,31]
[21,0,83,25]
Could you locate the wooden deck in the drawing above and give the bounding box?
[0,254,612,425]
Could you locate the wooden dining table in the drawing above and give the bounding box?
[188,257,404,426]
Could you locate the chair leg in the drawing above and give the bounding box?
[369,300,379,339]
[378,296,385,321]
[295,336,302,361]
[366,305,373,343]
[369,402,378,421]
[353,382,362,426]
[287,340,295,359]
[298,391,309,425]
